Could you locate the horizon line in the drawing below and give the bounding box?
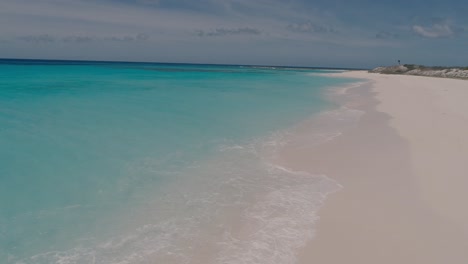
[0,58,368,71]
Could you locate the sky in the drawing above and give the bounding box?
[0,0,467,68]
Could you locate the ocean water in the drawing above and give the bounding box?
[0,60,355,264]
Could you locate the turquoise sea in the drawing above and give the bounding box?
[0,60,354,264]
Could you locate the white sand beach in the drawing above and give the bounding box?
[280,72,468,263]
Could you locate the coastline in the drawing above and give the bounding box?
[5,66,468,263]
[370,65,468,80]
[3,64,359,264]
[280,71,468,263]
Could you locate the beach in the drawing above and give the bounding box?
[3,61,468,263]
[279,71,468,263]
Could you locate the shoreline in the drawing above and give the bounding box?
[279,71,468,263]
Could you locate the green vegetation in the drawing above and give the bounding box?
[370,64,468,80]
[403,64,468,71]
[403,64,418,70]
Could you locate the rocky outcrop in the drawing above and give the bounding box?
[370,65,468,79]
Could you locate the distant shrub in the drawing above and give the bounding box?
[404,64,418,70]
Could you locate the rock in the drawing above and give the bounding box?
[369,65,468,80]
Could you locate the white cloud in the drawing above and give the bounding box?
[412,22,456,38]
[196,27,262,37]
[0,0,424,66]
[0,0,338,35]
[287,21,337,34]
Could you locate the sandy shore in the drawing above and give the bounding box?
[280,72,468,263]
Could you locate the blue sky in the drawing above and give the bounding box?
[0,0,467,68]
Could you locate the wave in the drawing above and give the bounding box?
[16,106,362,264]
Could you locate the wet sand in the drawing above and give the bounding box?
[280,72,468,263]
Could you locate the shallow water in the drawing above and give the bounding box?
[0,60,356,263]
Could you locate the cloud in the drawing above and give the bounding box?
[286,21,337,34]
[375,31,399,39]
[412,21,463,38]
[62,36,94,43]
[17,34,55,43]
[15,34,150,44]
[104,33,150,42]
[2,0,467,67]
[196,27,262,37]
